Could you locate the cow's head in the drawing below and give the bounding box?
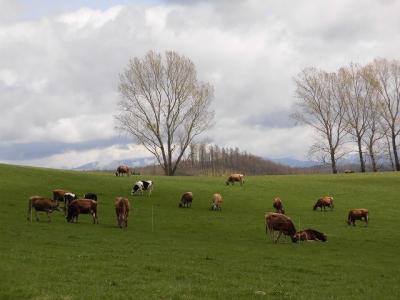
[291,235,298,243]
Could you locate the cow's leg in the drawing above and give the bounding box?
[275,231,282,243]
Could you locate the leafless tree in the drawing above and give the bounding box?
[116,50,214,176]
[292,68,347,174]
[372,58,400,171]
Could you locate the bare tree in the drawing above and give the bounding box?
[292,68,347,174]
[116,50,214,176]
[372,58,400,171]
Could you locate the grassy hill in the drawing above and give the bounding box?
[0,164,399,299]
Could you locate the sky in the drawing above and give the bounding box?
[1,0,400,169]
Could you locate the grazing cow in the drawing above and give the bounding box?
[272,197,285,214]
[179,192,193,208]
[63,192,78,215]
[66,199,98,224]
[114,197,130,228]
[295,229,327,242]
[84,192,97,201]
[225,174,244,186]
[131,180,153,196]
[115,165,130,176]
[313,196,334,211]
[53,189,67,202]
[344,169,354,174]
[265,212,298,243]
[27,196,59,222]
[210,193,223,211]
[347,208,369,226]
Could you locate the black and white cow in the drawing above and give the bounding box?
[63,192,78,215]
[131,180,153,196]
[84,192,98,202]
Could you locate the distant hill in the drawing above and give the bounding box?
[270,157,321,168]
[73,157,153,171]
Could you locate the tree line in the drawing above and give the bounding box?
[293,58,400,173]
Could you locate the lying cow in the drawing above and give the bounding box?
[179,192,193,208]
[210,193,223,211]
[347,208,369,226]
[225,174,244,186]
[84,192,97,201]
[66,199,98,224]
[313,196,334,211]
[265,212,298,243]
[295,229,327,242]
[131,180,153,196]
[273,197,285,214]
[115,165,130,176]
[27,196,59,222]
[114,197,130,228]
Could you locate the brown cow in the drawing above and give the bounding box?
[347,208,369,226]
[313,196,334,211]
[114,197,130,228]
[53,189,67,202]
[179,192,193,208]
[294,229,327,242]
[66,199,98,224]
[115,165,130,176]
[272,197,285,214]
[210,193,223,211]
[225,174,244,186]
[27,196,59,222]
[265,212,298,243]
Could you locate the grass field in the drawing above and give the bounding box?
[0,163,399,300]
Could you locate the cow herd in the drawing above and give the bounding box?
[26,169,369,242]
[266,196,369,243]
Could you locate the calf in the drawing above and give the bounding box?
[313,196,334,211]
[114,197,130,228]
[210,193,223,211]
[131,180,153,196]
[295,229,327,242]
[265,212,298,243]
[63,192,78,215]
[272,197,285,214]
[347,208,369,226]
[27,196,59,222]
[225,174,244,186]
[179,192,193,208]
[66,199,98,224]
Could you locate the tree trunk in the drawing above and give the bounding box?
[330,148,338,174]
[357,137,366,172]
[368,143,377,172]
[391,130,400,171]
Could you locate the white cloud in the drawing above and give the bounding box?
[1,0,400,167]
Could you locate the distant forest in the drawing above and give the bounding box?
[136,143,296,176]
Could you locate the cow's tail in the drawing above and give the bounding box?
[27,198,32,222]
[347,211,352,224]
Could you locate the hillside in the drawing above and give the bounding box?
[0,164,399,299]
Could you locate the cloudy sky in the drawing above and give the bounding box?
[1,0,400,169]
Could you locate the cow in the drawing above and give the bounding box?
[53,189,67,202]
[63,192,78,215]
[225,174,244,186]
[347,208,369,226]
[313,196,334,211]
[115,165,130,176]
[294,229,327,242]
[272,197,285,214]
[84,192,97,201]
[265,212,298,243]
[344,169,354,174]
[66,199,98,224]
[114,197,130,228]
[210,193,223,211]
[27,196,59,222]
[131,180,153,196]
[179,192,193,208]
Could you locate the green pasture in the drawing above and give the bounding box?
[0,163,399,299]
